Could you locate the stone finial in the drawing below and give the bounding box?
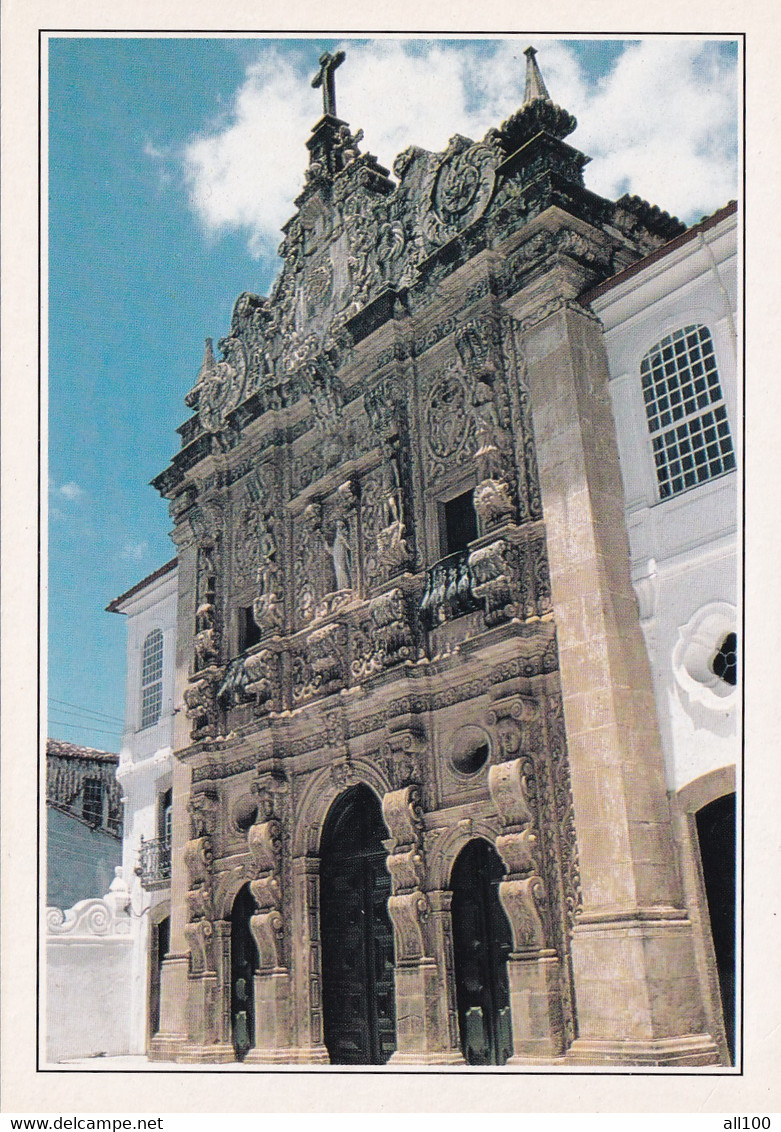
[523,46,551,104]
[498,45,578,147]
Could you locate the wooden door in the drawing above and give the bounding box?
[450,838,513,1065]
[320,785,396,1064]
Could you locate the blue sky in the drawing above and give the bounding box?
[47,35,739,750]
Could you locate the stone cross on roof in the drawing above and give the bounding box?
[311,49,346,117]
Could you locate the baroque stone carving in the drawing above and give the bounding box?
[488,759,548,952]
[183,668,221,741]
[184,790,219,974]
[247,798,285,973]
[468,539,514,626]
[367,588,414,668]
[423,136,498,249]
[252,512,284,636]
[382,785,430,964]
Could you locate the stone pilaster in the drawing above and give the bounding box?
[243,800,294,1062]
[503,282,719,1065]
[289,855,329,1062]
[383,787,462,1064]
[488,758,565,1060]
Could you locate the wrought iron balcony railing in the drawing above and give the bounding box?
[137,835,171,890]
[419,548,481,628]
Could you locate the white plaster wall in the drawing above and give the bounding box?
[112,565,178,1052]
[46,936,134,1062]
[593,212,739,796]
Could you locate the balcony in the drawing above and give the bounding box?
[137,836,171,891]
[419,548,481,628]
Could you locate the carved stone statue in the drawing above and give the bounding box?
[252,514,283,634]
[326,518,352,591]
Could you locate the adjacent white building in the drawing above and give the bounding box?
[587,200,739,1061]
[107,557,178,1053]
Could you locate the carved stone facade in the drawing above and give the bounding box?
[148,49,725,1067]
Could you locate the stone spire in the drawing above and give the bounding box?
[523,46,551,104]
[497,45,578,150]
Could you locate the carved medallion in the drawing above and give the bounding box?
[424,369,472,475]
[426,141,497,246]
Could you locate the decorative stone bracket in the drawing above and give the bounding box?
[487,759,548,951]
[382,785,431,965]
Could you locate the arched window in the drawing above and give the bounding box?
[140,628,164,729]
[640,324,735,500]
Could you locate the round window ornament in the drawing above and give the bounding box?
[672,602,737,711]
[449,725,491,777]
[231,794,259,833]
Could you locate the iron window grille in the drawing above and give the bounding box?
[640,324,735,500]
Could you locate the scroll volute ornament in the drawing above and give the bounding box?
[487,759,534,829]
[488,758,549,953]
[382,784,424,851]
[383,785,430,963]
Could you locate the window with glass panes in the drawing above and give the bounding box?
[640,324,735,500]
[140,628,164,729]
[82,777,104,826]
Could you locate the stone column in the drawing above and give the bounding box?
[290,855,329,1062]
[243,803,294,1062]
[488,758,565,1061]
[383,787,462,1064]
[178,792,234,1063]
[503,283,719,1065]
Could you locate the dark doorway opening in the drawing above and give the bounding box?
[319,784,397,1064]
[450,838,513,1065]
[148,915,169,1044]
[230,883,259,1061]
[696,791,737,1063]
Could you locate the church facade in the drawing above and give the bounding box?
[147,49,736,1067]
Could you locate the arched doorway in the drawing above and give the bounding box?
[450,838,513,1065]
[696,792,736,1063]
[230,883,259,1061]
[319,784,397,1064]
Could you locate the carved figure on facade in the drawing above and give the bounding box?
[233,504,260,590]
[378,729,426,790]
[376,437,411,572]
[184,669,221,740]
[468,538,515,626]
[323,517,353,592]
[187,334,250,434]
[368,587,414,668]
[243,648,279,714]
[217,655,254,710]
[251,512,284,636]
[307,621,349,695]
[193,543,219,668]
[294,503,324,626]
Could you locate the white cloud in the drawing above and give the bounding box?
[121,540,149,563]
[50,477,86,504]
[171,37,737,257]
